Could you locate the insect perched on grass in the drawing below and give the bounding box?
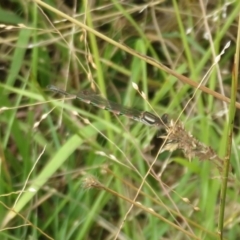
[47,85,169,127]
[48,85,224,172]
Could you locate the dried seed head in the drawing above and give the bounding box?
[160,119,223,172]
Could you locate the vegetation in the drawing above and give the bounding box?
[0,1,239,239]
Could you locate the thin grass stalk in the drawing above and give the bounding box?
[218,14,240,239]
[84,0,114,146]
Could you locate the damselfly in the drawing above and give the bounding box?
[47,85,168,127]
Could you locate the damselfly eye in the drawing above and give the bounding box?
[161,114,169,124]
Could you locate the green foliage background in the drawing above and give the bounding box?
[0,1,239,239]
